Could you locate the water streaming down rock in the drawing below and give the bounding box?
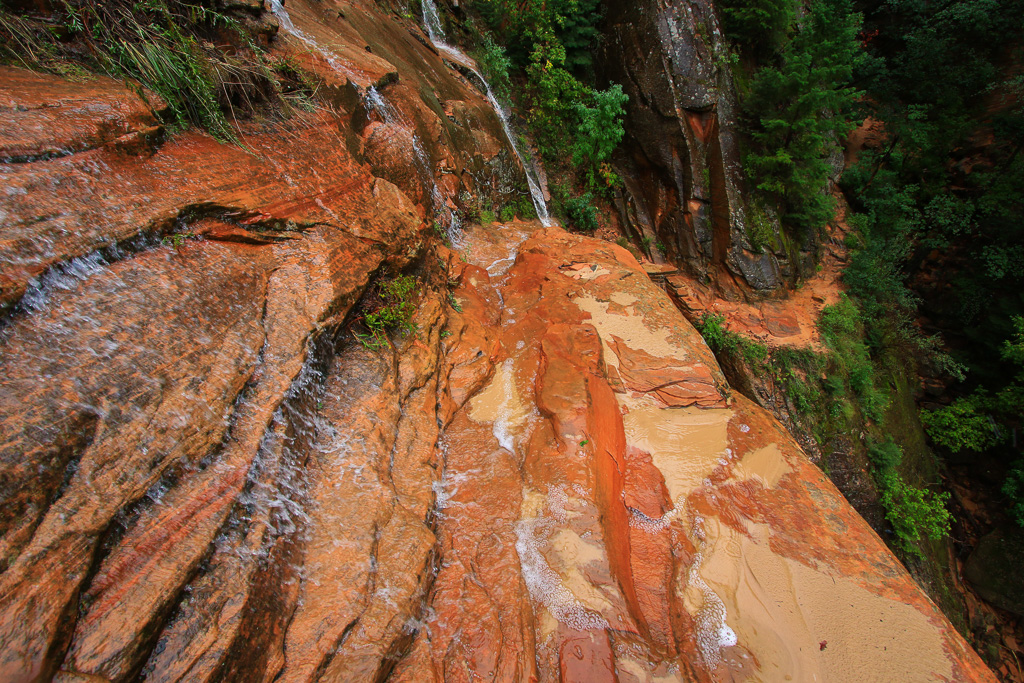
[364,85,463,244]
[268,0,355,79]
[420,0,554,226]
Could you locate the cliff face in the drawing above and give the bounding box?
[0,0,995,681]
[599,0,824,292]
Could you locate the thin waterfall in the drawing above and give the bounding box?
[270,1,461,242]
[365,86,463,245]
[420,0,553,225]
[269,0,354,78]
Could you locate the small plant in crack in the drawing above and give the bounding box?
[447,292,463,313]
[162,232,194,249]
[354,274,418,350]
[433,221,451,245]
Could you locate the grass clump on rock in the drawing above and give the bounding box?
[355,275,419,350]
[0,0,315,140]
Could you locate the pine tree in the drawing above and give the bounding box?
[744,0,863,232]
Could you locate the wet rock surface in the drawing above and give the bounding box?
[0,1,998,681]
[599,0,785,291]
[412,223,993,682]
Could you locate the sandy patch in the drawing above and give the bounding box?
[728,443,791,489]
[621,396,732,504]
[695,517,953,682]
[574,294,690,371]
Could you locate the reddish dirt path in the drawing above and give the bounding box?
[644,197,852,352]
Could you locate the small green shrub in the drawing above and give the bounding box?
[697,313,769,366]
[878,470,953,555]
[432,221,450,244]
[563,194,598,232]
[921,397,1001,454]
[477,32,512,100]
[356,275,418,349]
[868,437,904,471]
[819,296,889,422]
[747,201,777,253]
[571,84,629,183]
[770,347,826,414]
[447,291,462,312]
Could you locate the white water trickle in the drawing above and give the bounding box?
[515,496,609,631]
[491,358,518,452]
[419,0,554,226]
[689,517,739,668]
[365,86,463,244]
[269,0,354,79]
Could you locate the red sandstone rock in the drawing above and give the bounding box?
[0,4,999,681]
[0,66,166,163]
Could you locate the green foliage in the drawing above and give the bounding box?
[746,202,777,253]
[432,221,450,244]
[742,0,863,233]
[720,0,797,55]
[114,34,228,137]
[819,296,889,422]
[475,0,603,76]
[523,36,589,156]
[477,32,512,100]
[562,193,598,232]
[771,346,828,415]
[473,0,626,181]
[571,84,628,182]
[161,232,193,249]
[869,437,905,471]
[696,313,769,366]
[0,1,311,140]
[356,275,418,349]
[920,318,1024,519]
[921,397,1001,454]
[866,436,952,555]
[878,469,953,555]
[842,1,1024,495]
[498,196,535,222]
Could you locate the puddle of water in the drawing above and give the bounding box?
[621,396,732,504]
[468,358,530,452]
